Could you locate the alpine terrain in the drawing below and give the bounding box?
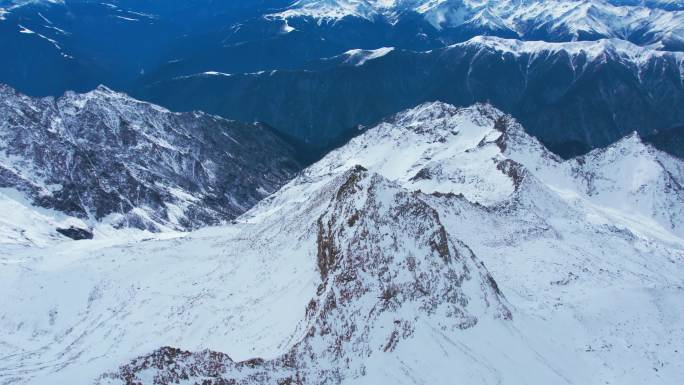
[1,1,683,385]
[0,84,300,243]
[1,102,682,384]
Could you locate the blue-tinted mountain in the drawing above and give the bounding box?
[2,0,684,159]
[0,0,295,95]
[3,0,684,96]
[137,37,684,158]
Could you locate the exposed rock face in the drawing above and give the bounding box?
[98,168,510,385]
[0,84,301,231]
[56,226,93,240]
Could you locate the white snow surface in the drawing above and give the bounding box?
[273,0,684,47]
[341,46,395,65]
[1,102,683,384]
[460,35,684,63]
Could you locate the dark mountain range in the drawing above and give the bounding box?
[3,0,684,97]
[2,1,683,158]
[646,124,684,158]
[0,0,295,95]
[137,37,684,158]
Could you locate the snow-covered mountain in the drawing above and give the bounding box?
[0,84,300,241]
[2,102,682,384]
[275,0,684,50]
[3,0,684,97]
[308,101,684,237]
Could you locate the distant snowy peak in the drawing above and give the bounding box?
[459,36,684,65]
[569,133,684,232]
[59,84,165,112]
[274,0,389,21]
[612,0,684,10]
[274,0,684,49]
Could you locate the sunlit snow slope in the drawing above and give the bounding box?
[1,102,683,385]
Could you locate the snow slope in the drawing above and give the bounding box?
[310,102,684,237]
[301,102,684,383]
[0,188,89,248]
[1,102,683,384]
[341,46,396,66]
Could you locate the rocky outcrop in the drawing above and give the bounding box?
[98,169,510,385]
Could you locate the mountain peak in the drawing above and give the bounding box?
[304,101,524,206]
[273,0,684,50]
[616,130,647,146]
[99,165,510,385]
[67,84,135,102]
[93,84,118,94]
[0,84,301,235]
[390,101,504,128]
[582,131,653,161]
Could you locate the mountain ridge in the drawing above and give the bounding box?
[0,83,301,237]
[98,167,515,385]
[2,101,679,384]
[139,35,684,159]
[274,0,684,50]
